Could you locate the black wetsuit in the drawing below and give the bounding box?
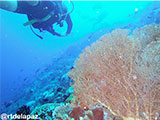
[15,1,73,37]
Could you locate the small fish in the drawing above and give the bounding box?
[35,68,40,73]
[23,77,28,81]
[4,101,12,108]
[20,69,24,72]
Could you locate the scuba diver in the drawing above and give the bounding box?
[0,0,73,39]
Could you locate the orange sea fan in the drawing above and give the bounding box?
[68,24,160,120]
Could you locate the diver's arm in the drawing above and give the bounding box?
[0,0,39,12]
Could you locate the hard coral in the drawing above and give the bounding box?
[68,106,104,120]
[69,107,84,120]
[92,108,104,120]
[31,103,59,120]
[52,103,105,120]
[68,24,160,120]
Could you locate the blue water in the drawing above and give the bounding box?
[0,0,159,116]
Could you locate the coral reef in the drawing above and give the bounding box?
[15,105,31,120]
[31,103,59,120]
[2,4,160,116]
[39,87,71,104]
[16,105,30,115]
[54,105,107,120]
[68,24,160,120]
[52,103,72,119]
[31,102,110,120]
[132,24,160,48]
[1,57,74,114]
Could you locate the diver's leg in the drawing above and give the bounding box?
[0,1,17,12]
[0,0,39,12]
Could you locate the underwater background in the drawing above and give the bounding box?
[0,1,160,120]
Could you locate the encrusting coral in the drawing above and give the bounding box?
[68,24,160,120]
